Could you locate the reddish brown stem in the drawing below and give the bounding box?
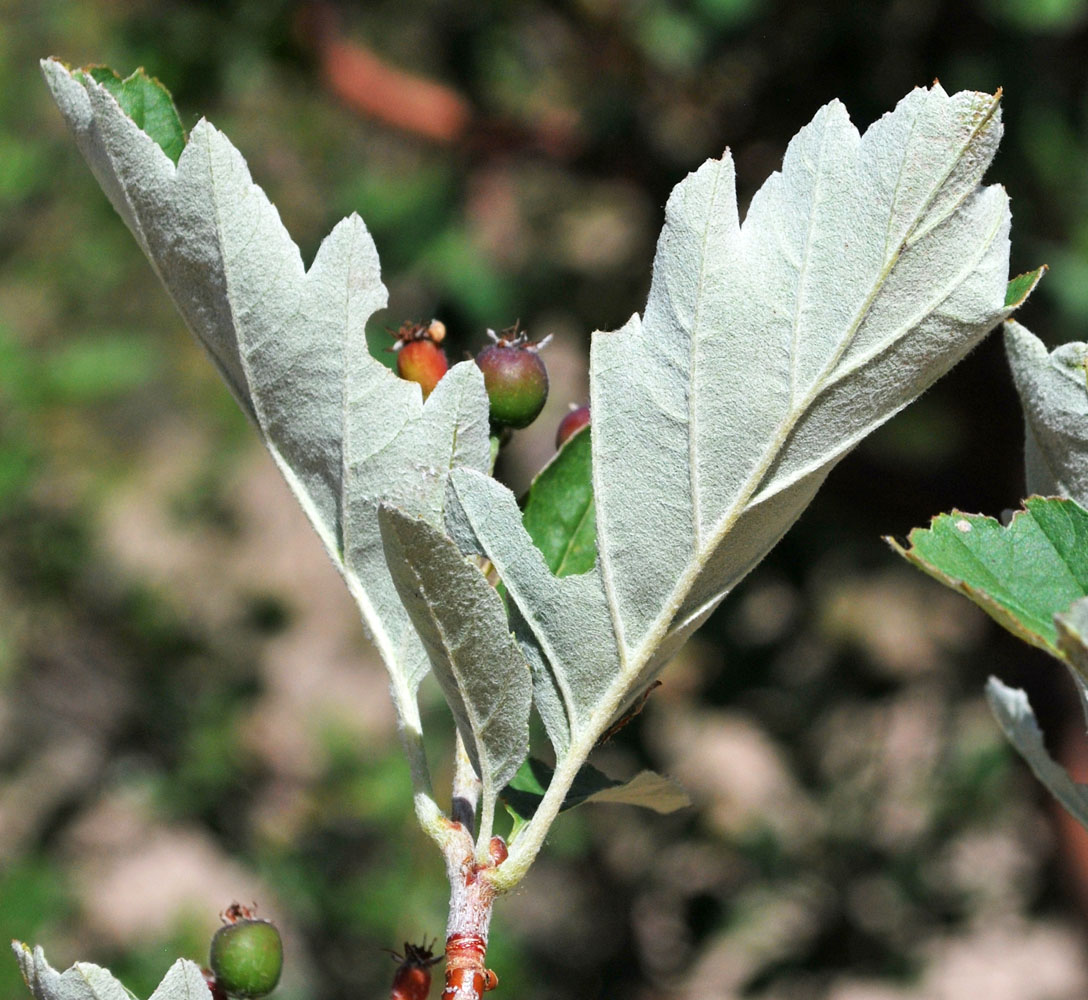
[441,846,500,999]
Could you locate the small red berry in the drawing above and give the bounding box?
[555,405,590,448]
[475,326,549,429]
[393,320,449,399]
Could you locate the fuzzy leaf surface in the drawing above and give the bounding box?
[447,468,618,754]
[889,497,1088,658]
[42,59,492,709]
[591,84,1014,667]
[379,506,531,801]
[13,942,209,1000]
[521,425,595,576]
[1005,320,1088,506]
[452,85,1016,763]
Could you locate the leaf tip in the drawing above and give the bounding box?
[1004,265,1047,310]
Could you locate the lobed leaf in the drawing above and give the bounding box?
[453,84,1019,766]
[379,505,531,809]
[41,60,492,720]
[888,496,1088,658]
[12,942,209,1000]
[1005,320,1088,506]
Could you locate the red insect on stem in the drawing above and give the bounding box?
[389,940,443,1000]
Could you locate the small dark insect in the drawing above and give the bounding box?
[597,681,662,745]
[388,939,442,1000]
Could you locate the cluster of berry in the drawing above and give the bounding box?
[391,320,590,447]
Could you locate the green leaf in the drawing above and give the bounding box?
[501,757,689,830]
[522,425,596,576]
[888,496,1088,658]
[74,65,185,163]
[1005,266,1045,308]
[379,505,531,818]
[12,942,208,1000]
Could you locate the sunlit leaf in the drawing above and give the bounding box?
[12,942,209,1000]
[380,506,531,815]
[888,496,1088,658]
[42,59,492,730]
[452,85,1018,775]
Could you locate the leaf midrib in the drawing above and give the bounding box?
[605,91,1001,694]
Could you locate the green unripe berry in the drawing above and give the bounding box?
[209,919,283,999]
[476,341,549,429]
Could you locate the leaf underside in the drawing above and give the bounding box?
[889,496,1088,659]
[450,83,1018,767]
[986,677,1088,833]
[379,506,531,802]
[1005,320,1088,507]
[13,942,210,1000]
[41,59,492,716]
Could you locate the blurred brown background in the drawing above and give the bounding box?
[3,1,1088,997]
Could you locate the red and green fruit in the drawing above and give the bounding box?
[476,332,549,429]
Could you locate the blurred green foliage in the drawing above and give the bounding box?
[6,1,1088,999]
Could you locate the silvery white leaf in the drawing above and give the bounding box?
[985,676,1088,832]
[592,84,1012,665]
[452,85,1014,760]
[379,506,531,807]
[1005,321,1088,506]
[446,469,618,754]
[12,942,209,1000]
[41,59,491,705]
